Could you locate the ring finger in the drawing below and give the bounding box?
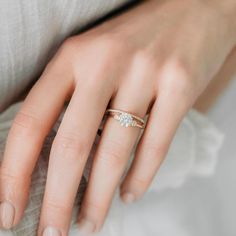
[78,75,153,234]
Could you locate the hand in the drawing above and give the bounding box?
[1,0,235,235]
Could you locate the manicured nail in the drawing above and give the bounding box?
[42,226,61,236]
[78,218,95,236]
[0,201,15,229]
[121,192,135,204]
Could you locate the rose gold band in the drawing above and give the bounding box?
[105,109,146,129]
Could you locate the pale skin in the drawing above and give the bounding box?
[0,0,236,235]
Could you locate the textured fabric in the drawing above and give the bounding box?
[0,0,134,112]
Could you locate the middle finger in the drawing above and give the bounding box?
[38,80,113,236]
[78,76,153,234]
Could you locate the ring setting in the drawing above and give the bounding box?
[115,112,137,127]
[106,109,145,129]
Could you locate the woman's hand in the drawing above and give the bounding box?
[1,0,236,235]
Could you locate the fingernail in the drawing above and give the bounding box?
[0,201,15,229]
[121,192,135,204]
[42,226,61,236]
[78,218,95,236]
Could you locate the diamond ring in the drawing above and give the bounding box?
[105,109,145,129]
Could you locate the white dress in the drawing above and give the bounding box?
[0,1,227,235]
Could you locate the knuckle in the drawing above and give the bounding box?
[59,36,86,64]
[52,132,88,157]
[44,37,79,75]
[98,34,126,53]
[83,199,106,212]
[0,167,29,186]
[44,199,71,215]
[60,36,79,54]
[160,58,195,98]
[91,34,129,64]
[132,50,156,70]
[0,169,17,184]
[10,109,43,138]
[131,175,150,189]
[96,140,128,167]
[143,141,168,161]
[0,169,30,199]
[130,50,157,87]
[13,111,37,129]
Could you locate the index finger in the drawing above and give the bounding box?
[0,61,72,229]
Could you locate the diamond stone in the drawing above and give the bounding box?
[118,113,133,127]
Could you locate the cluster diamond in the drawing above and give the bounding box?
[118,112,134,127]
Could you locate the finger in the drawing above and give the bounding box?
[0,60,73,229]
[121,85,191,201]
[78,76,153,234]
[38,79,113,236]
